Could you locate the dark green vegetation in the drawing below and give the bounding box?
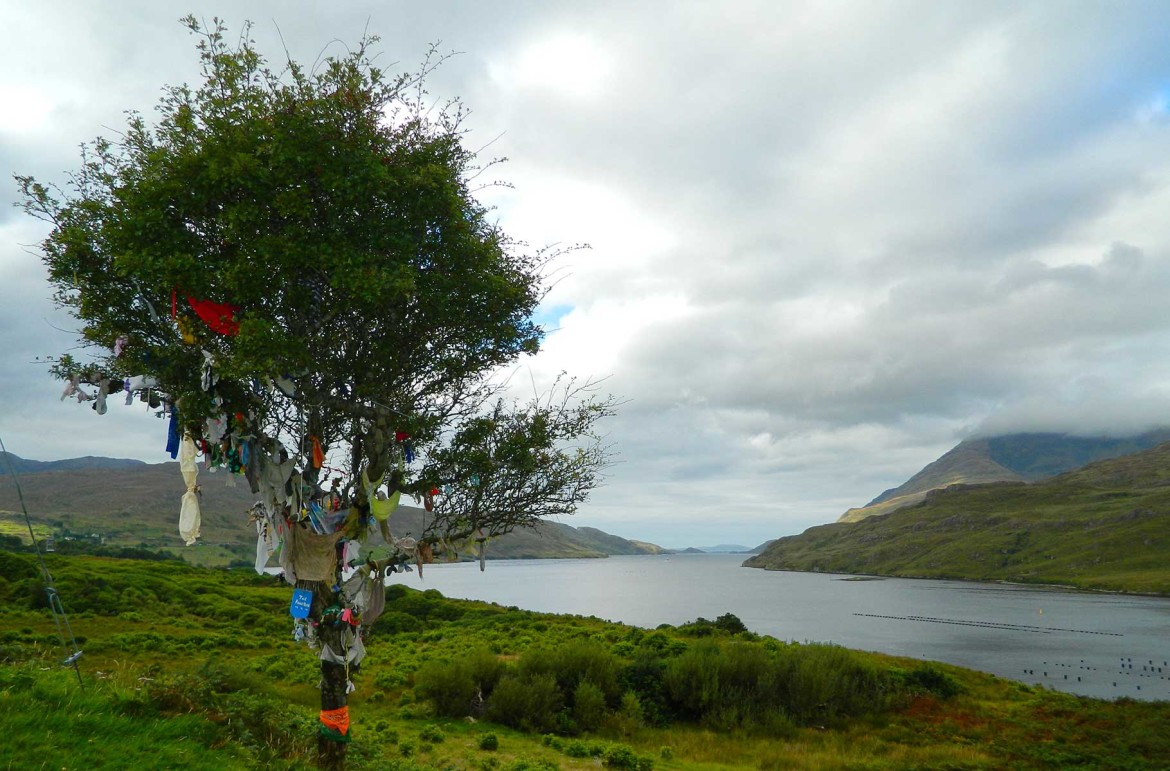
[0,453,663,565]
[3,553,1169,769]
[839,430,1170,523]
[749,443,1170,594]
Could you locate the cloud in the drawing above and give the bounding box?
[7,2,1170,547]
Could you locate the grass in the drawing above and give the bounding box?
[0,512,51,544]
[1,552,1168,769]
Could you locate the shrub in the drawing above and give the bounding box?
[621,652,670,727]
[415,649,503,717]
[508,757,559,771]
[564,741,590,758]
[714,613,748,634]
[614,691,644,736]
[573,680,607,732]
[903,664,962,699]
[520,640,622,706]
[419,724,446,743]
[487,673,564,733]
[478,732,499,751]
[604,745,644,771]
[376,611,423,635]
[467,647,506,696]
[415,659,474,717]
[778,644,900,724]
[374,669,408,691]
[660,638,903,731]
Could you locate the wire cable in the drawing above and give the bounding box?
[0,433,84,688]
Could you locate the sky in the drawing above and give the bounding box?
[6,2,1170,549]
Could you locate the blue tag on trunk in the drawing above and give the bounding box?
[290,588,313,618]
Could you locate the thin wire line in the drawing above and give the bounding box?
[0,433,85,688]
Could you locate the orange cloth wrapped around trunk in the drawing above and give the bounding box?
[320,705,350,735]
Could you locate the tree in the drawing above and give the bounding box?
[18,17,614,769]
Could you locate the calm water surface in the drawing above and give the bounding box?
[388,553,1170,701]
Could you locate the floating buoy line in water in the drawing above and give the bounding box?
[855,612,1170,698]
[853,612,1124,636]
[0,432,85,688]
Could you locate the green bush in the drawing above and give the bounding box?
[621,652,670,727]
[604,744,644,771]
[520,639,622,706]
[714,613,748,634]
[373,611,423,635]
[903,664,962,699]
[486,673,564,733]
[564,740,589,758]
[416,658,477,717]
[415,648,503,717]
[478,732,499,751]
[573,680,607,731]
[507,757,559,771]
[615,691,644,735]
[660,638,903,731]
[419,723,446,743]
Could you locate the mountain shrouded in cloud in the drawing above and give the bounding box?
[837,429,1170,523]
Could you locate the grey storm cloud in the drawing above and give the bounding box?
[6,1,1170,546]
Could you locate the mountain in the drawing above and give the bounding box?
[0,454,662,560]
[0,451,146,475]
[745,442,1170,595]
[691,544,753,553]
[838,430,1170,523]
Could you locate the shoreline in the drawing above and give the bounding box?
[741,563,1170,599]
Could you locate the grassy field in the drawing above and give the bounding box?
[0,512,51,544]
[1,552,1168,769]
[748,444,1170,595]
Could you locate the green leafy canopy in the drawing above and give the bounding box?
[17,16,615,544]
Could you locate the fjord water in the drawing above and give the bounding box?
[388,553,1170,701]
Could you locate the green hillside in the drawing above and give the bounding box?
[747,443,1170,594]
[0,456,662,562]
[839,430,1170,523]
[2,553,1168,769]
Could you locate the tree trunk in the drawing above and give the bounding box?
[318,659,349,771]
[300,579,354,771]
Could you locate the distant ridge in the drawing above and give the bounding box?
[0,453,663,560]
[838,430,1170,523]
[0,451,146,475]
